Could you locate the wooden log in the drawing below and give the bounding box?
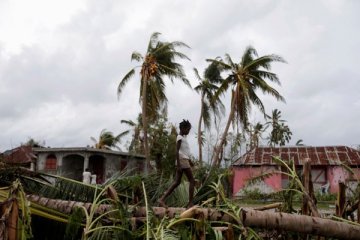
[336,182,346,217]
[241,209,360,240]
[8,199,18,240]
[358,199,360,224]
[302,159,311,215]
[301,159,320,217]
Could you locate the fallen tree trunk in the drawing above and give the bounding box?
[241,209,360,240]
[26,194,360,239]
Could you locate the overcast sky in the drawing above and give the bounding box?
[1,0,359,156]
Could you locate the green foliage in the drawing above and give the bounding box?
[64,207,84,240]
[193,167,232,205]
[21,137,45,147]
[225,132,245,163]
[241,188,269,200]
[266,109,292,147]
[90,128,129,151]
[38,174,101,202]
[315,192,337,202]
[246,122,266,150]
[148,114,177,176]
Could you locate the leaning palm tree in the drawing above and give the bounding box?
[194,61,224,165]
[209,46,286,166]
[118,32,191,170]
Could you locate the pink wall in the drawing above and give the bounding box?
[233,166,360,196]
[327,166,360,193]
[232,166,282,196]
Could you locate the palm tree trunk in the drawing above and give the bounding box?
[141,77,150,174]
[1,199,19,240]
[197,94,205,166]
[26,194,360,239]
[212,94,236,167]
[8,199,18,240]
[241,209,360,240]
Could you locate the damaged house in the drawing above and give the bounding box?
[1,146,145,183]
[232,146,360,197]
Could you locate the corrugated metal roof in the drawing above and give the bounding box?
[232,146,360,166]
[2,146,37,164]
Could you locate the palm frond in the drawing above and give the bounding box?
[244,54,286,71]
[241,46,258,66]
[120,119,136,127]
[147,32,161,51]
[118,68,136,97]
[206,58,231,70]
[193,68,202,81]
[252,70,281,85]
[131,51,143,62]
[38,173,102,202]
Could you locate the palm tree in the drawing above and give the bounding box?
[118,32,191,170]
[22,137,45,147]
[209,46,286,166]
[90,129,128,150]
[266,109,292,147]
[194,61,224,165]
[247,122,267,150]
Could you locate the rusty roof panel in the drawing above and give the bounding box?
[232,146,360,166]
[337,146,347,152]
[281,148,289,153]
[307,147,316,153]
[289,148,298,154]
[316,147,326,153]
[263,153,272,164]
[298,148,307,153]
[2,146,36,164]
[290,153,299,164]
[263,148,271,153]
[325,146,335,152]
[317,152,327,163]
[326,152,338,163]
[272,148,280,154]
[298,152,309,160]
[337,152,349,162]
[280,153,289,160]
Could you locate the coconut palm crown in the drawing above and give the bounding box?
[118,32,191,168]
[209,46,286,166]
[91,129,128,150]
